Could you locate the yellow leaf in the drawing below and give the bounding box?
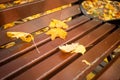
[59,43,86,54]
[49,21,56,28]
[3,22,15,29]
[86,72,95,80]
[0,42,16,49]
[7,32,34,42]
[0,4,6,9]
[13,0,21,4]
[34,30,43,35]
[49,19,68,29]
[72,45,86,54]
[59,43,79,53]
[46,28,67,40]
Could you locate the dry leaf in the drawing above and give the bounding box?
[59,43,86,54]
[72,45,86,54]
[0,42,16,49]
[46,28,67,40]
[34,30,43,35]
[3,22,15,29]
[7,32,34,42]
[0,4,6,9]
[59,43,79,53]
[14,0,34,4]
[49,19,68,29]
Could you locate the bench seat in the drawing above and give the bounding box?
[0,0,120,80]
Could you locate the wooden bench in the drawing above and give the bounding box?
[0,0,120,80]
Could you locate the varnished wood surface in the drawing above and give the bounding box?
[0,0,120,80]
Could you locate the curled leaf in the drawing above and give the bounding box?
[7,32,34,42]
[59,43,79,53]
[59,43,86,54]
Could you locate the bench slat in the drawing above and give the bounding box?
[51,28,120,80]
[0,0,77,26]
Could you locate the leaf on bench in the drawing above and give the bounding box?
[13,0,34,4]
[59,43,86,54]
[7,32,34,42]
[46,28,67,40]
[22,14,41,22]
[49,19,68,29]
[3,22,15,29]
[0,4,6,9]
[0,42,16,49]
[46,19,68,40]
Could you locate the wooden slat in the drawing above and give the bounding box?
[0,0,78,26]
[0,5,80,46]
[0,19,102,80]
[51,28,120,80]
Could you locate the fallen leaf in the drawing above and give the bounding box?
[7,32,34,42]
[59,43,79,53]
[0,4,6,9]
[0,42,16,49]
[46,28,67,40]
[59,43,86,54]
[72,45,86,54]
[49,19,68,29]
[3,22,15,29]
